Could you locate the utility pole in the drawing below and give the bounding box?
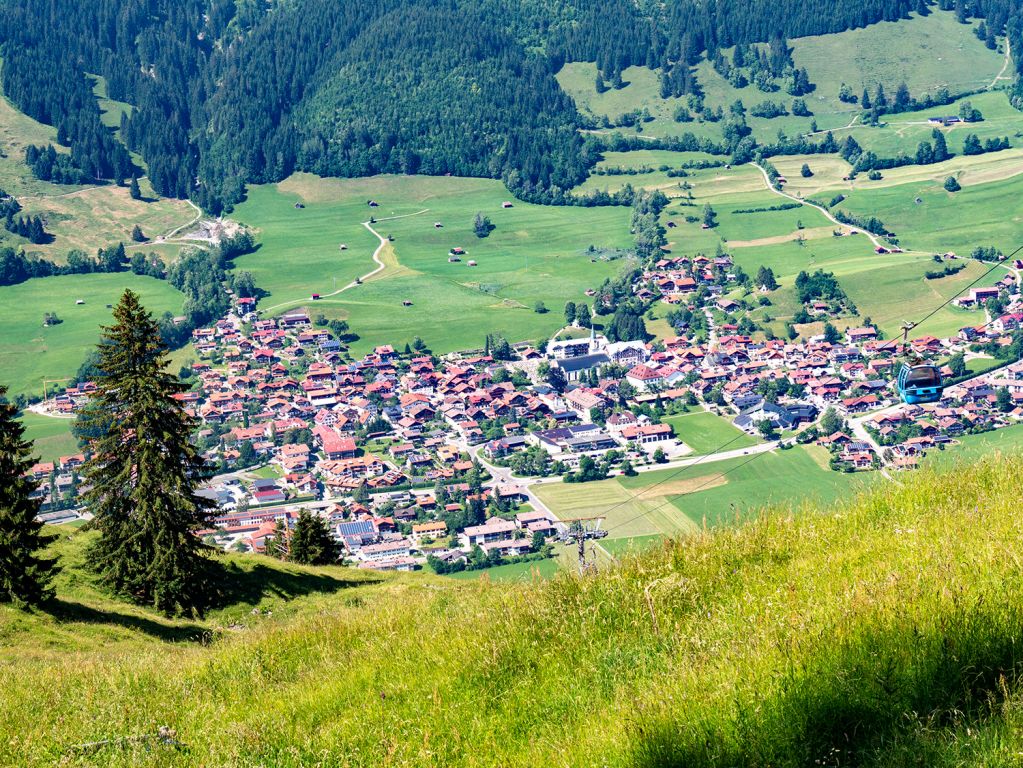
[558,516,607,574]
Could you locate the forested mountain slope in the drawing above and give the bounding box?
[2,0,1022,213]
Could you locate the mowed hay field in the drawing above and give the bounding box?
[237,174,634,354]
[0,273,184,398]
[534,475,703,541]
[536,445,869,542]
[833,164,1023,256]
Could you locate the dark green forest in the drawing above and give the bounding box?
[2,0,1021,212]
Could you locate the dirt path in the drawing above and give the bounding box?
[987,36,1012,90]
[122,199,206,251]
[752,163,887,250]
[804,113,860,137]
[260,208,429,314]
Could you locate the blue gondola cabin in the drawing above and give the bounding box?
[897,364,943,404]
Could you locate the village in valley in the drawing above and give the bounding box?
[27,240,1023,575]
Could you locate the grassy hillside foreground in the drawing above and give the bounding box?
[5,458,1023,765]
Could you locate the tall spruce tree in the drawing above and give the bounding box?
[78,290,215,615]
[0,386,58,607]
[288,510,339,565]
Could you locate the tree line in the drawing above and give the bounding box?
[6,0,1010,214]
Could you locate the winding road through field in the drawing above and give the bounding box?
[259,208,429,315]
[752,162,887,250]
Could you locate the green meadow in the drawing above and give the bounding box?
[6,460,1023,765]
[833,166,1023,256]
[237,174,634,354]
[729,234,993,339]
[536,445,867,540]
[446,557,561,582]
[0,60,195,262]
[791,10,1005,121]
[841,91,1023,157]
[661,410,760,455]
[0,273,184,398]
[17,411,79,462]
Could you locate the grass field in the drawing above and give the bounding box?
[661,410,760,455]
[599,533,665,558]
[724,229,993,339]
[7,458,1023,765]
[928,423,1023,465]
[792,11,1005,122]
[834,166,1023,256]
[0,528,388,653]
[535,472,702,540]
[446,557,561,582]
[17,412,79,462]
[0,273,184,398]
[837,91,1023,158]
[536,444,868,539]
[235,173,634,354]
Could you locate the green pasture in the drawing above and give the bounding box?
[0,57,77,201]
[559,11,1003,150]
[599,534,665,558]
[726,231,991,338]
[537,445,868,538]
[619,445,870,529]
[842,92,1023,158]
[593,150,722,170]
[834,168,1023,256]
[446,558,561,582]
[792,11,1004,122]
[243,174,634,354]
[229,174,385,310]
[927,424,1023,466]
[17,411,79,462]
[0,61,194,261]
[0,273,184,398]
[661,410,760,455]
